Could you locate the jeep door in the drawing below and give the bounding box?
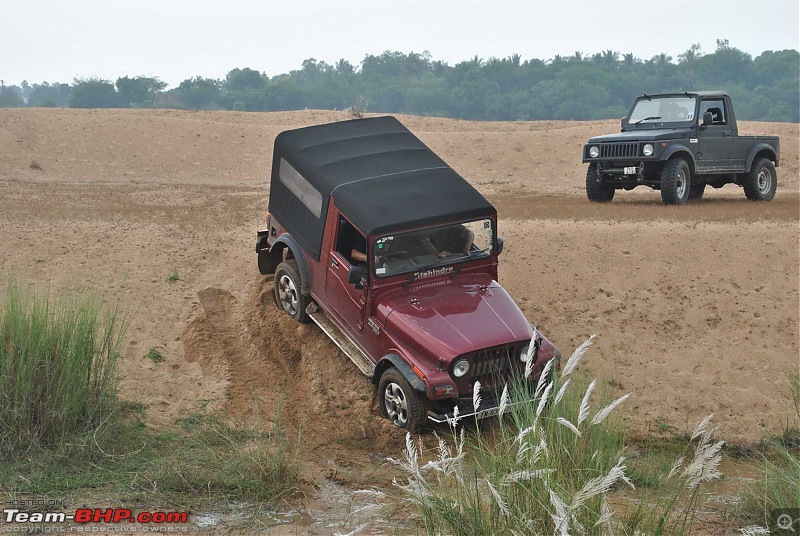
[697,98,733,172]
[325,213,368,335]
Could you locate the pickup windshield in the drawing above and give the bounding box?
[373,218,493,278]
[629,96,697,124]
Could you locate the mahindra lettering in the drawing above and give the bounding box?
[256,117,559,431]
[582,91,780,204]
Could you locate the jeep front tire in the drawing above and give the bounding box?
[274,260,310,323]
[378,367,427,432]
[743,157,777,201]
[661,158,691,205]
[585,163,615,202]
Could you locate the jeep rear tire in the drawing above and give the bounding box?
[274,260,310,323]
[585,163,615,202]
[743,157,777,201]
[688,182,706,201]
[379,367,427,432]
[661,158,691,205]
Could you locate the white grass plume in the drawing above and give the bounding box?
[571,457,633,510]
[553,378,571,406]
[591,393,631,425]
[561,334,597,378]
[578,380,596,425]
[501,469,554,486]
[682,415,724,488]
[472,381,482,412]
[524,328,538,378]
[667,455,685,480]
[738,527,769,535]
[535,381,553,420]
[595,499,616,535]
[556,416,582,437]
[446,405,460,429]
[486,480,510,517]
[498,384,509,418]
[548,486,570,536]
[534,356,554,394]
[691,413,715,441]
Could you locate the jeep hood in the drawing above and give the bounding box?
[588,128,693,143]
[376,275,534,363]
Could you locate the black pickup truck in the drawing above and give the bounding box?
[582,91,780,204]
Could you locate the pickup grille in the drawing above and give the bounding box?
[600,143,638,158]
[470,344,516,382]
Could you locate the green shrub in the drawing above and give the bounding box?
[0,283,126,457]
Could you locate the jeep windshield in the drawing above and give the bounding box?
[373,218,494,278]
[628,96,697,125]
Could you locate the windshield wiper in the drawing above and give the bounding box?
[633,116,661,125]
[449,248,490,278]
[403,257,450,287]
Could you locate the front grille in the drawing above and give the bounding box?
[470,345,515,382]
[600,143,638,158]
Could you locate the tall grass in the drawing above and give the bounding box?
[0,282,126,457]
[738,372,800,530]
[389,336,726,535]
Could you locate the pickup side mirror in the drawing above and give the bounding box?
[347,265,364,288]
[496,237,504,256]
[702,111,713,126]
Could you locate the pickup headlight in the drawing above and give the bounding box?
[519,344,532,363]
[453,359,470,378]
[642,143,654,156]
[589,146,600,158]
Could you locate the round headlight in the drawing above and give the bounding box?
[589,146,600,158]
[642,143,654,156]
[452,359,470,378]
[519,344,532,363]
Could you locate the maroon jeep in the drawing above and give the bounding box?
[256,116,559,431]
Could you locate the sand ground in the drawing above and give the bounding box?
[0,108,797,460]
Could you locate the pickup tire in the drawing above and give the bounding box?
[689,182,706,200]
[378,367,427,432]
[661,158,691,205]
[274,260,310,323]
[585,163,615,202]
[743,157,777,201]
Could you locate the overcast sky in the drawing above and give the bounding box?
[3,0,799,88]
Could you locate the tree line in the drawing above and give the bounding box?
[1,41,797,122]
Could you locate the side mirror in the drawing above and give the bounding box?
[702,112,713,126]
[347,265,364,287]
[620,117,625,131]
[496,237,504,256]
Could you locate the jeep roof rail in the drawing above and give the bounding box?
[269,116,495,260]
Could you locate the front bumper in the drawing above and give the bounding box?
[427,391,534,423]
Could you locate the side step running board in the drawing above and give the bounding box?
[306,303,375,378]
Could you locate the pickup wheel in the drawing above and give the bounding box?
[274,260,310,323]
[378,367,427,432]
[585,163,615,202]
[688,182,706,200]
[743,157,777,201]
[661,158,691,205]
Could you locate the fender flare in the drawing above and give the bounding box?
[745,143,778,171]
[373,354,426,392]
[661,146,696,172]
[270,234,311,295]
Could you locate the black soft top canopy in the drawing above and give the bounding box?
[269,116,495,260]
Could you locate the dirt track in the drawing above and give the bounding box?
[0,108,797,452]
